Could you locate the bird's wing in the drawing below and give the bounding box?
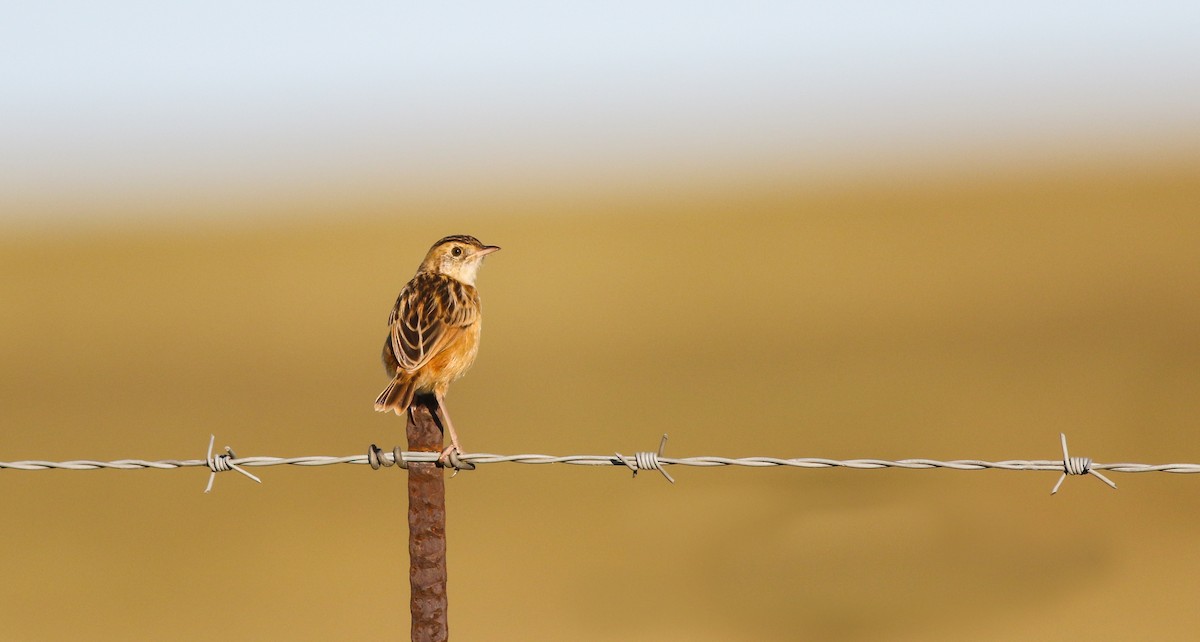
[387,274,479,372]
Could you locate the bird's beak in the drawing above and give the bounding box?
[477,245,501,256]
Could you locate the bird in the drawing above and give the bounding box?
[375,235,500,465]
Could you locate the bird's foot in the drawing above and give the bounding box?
[437,445,475,472]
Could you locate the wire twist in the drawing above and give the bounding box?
[1063,455,1091,476]
[367,444,408,470]
[368,444,475,474]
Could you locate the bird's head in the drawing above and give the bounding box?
[420,235,500,285]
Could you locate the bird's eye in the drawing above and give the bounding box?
[451,246,463,257]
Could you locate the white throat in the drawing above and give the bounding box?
[441,257,482,286]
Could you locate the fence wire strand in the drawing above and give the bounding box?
[3,433,1198,494]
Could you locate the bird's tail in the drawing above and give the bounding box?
[374,375,416,415]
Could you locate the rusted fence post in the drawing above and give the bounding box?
[407,394,448,641]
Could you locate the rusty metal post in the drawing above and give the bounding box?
[407,394,448,641]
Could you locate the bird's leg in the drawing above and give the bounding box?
[433,391,466,467]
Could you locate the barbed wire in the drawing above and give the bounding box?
[3,433,1198,494]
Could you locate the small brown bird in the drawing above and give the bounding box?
[375,235,500,463]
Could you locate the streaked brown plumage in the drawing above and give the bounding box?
[375,235,499,462]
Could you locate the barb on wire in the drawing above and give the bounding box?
[3,433,1198,496]
[205,435,262,493]
[615,433,674,483]
[1051,432,1117,495]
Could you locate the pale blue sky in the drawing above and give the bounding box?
[2,1,1198,220]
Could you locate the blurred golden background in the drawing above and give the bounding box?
[3,3,1200,641]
